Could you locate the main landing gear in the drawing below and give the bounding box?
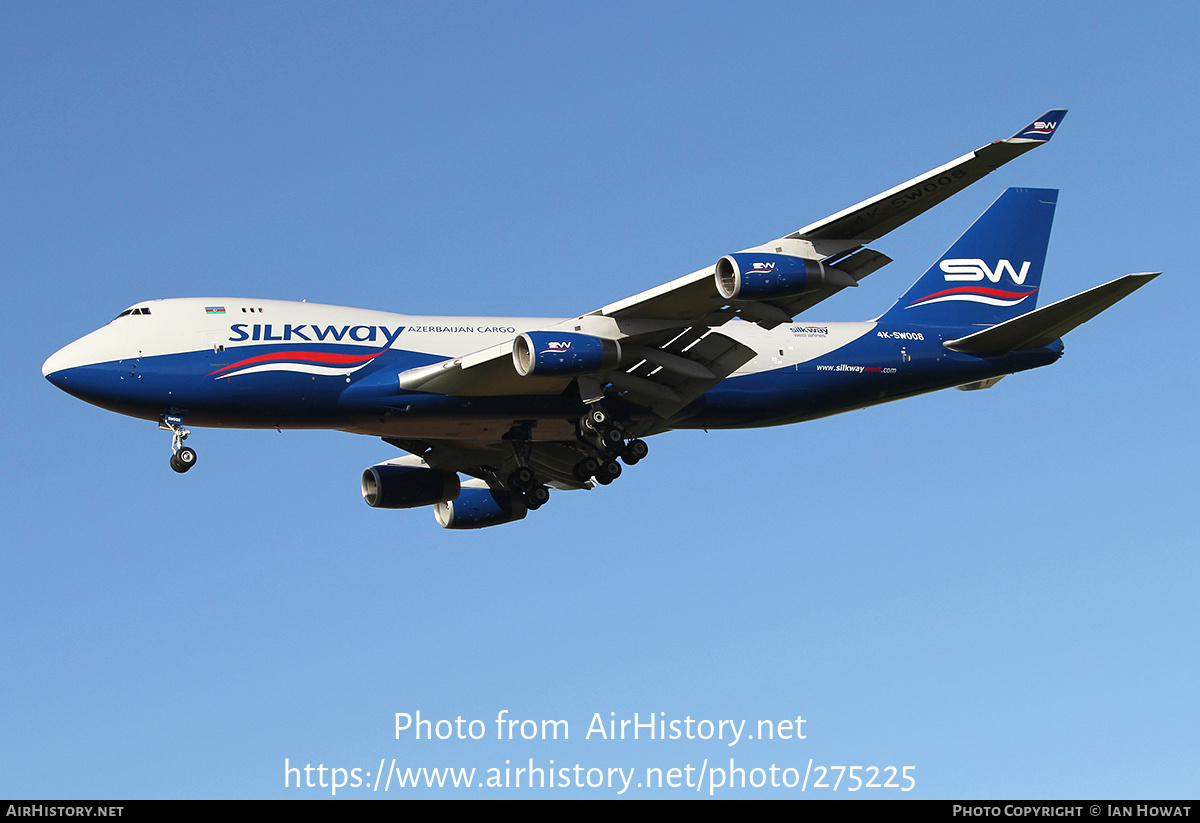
[161,415,197,473]
[506,464,551,510]
[572,404,648,485]
[498,404,650,510]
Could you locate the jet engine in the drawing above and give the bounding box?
[512,331,621,377]
[361,457,461,509]
[715,252,855,300]
[434,483,528,529]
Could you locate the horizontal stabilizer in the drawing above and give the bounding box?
[944,272,1159,355]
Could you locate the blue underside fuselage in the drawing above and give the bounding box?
[43,319,1063,438]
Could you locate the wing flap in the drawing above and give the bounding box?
[616,330,757,417]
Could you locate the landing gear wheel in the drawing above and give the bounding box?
[524,486,550,510]
[622,439,649,464]
[508,466,536,491]
[586,407,610,429]
[161,415,195,473]
[594,426,625,455]
[170,447,197,473]
[595,460,622,484]
[574,456,601,482]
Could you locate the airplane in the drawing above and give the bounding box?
[42,109,1158,529]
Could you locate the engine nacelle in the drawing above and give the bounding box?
[435,485,528,529]
[716,252,850,300]
[512,331,621,377]
[361,460,461,509]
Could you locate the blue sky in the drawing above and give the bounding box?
[2,1,1196,798]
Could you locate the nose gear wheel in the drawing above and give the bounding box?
[160,416,197,473]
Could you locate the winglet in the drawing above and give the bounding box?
[1010,109,1068,142]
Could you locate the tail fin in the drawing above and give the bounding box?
[879,187,1058,327]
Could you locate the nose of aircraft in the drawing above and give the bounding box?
[42,329,149,416]
[43,315,137,384]
[42,338,85,386]
[43,305,182,419]
[42,326,129,400]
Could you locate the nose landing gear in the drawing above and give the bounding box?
[160,415,197,473]
[170,446,197,473]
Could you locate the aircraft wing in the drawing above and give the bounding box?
[397,321,757,420]
[397,110,1068,417]
[783,109,1069,250]
[593,108,1068,325]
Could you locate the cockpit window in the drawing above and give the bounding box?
[112,307,151,320]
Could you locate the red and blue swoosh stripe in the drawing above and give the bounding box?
[208,348,387,379]
[907,285,1038,310]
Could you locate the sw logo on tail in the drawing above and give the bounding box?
[940,259,1032,284]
